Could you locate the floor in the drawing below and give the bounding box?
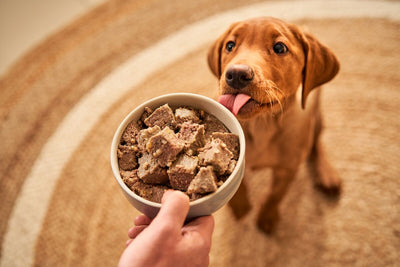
[0,0,106,75]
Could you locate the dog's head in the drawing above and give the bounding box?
[207,17,339,119]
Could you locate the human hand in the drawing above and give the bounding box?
[118,190,215,267]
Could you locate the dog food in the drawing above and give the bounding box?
[117,104,239,202]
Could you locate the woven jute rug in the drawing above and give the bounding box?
[1,0,399,266]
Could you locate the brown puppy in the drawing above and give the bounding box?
[207,17,341,233]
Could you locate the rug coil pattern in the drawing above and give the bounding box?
[1,0,399,266]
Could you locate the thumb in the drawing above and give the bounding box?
[151,190,190,234]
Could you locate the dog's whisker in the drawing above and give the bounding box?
[259,80,285,114]
[271,91,284,115]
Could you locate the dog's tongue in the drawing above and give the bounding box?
[218,94,251,116]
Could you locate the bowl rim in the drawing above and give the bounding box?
[110,92,245,208]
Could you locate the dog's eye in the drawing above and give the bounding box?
[273,42,288,54]
[225,41,236,52]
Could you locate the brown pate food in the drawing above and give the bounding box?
[117,104,239,203]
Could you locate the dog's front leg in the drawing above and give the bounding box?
[228,179,252,219]
[308,114,342,196]
[257,168,296,234]
[309,142,342,196]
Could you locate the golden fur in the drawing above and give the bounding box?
[207,17,341,233]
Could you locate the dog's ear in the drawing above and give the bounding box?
[300,32,340,108]
[207,22,239,78]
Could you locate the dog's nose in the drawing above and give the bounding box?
[225,64,254,89]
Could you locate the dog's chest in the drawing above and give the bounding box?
[241,108,315,170]
[241,118,282,168]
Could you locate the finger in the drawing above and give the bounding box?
[134,214,152,226]
[183,215,214,243]
[151,190,190,234]
[128,225,148,239]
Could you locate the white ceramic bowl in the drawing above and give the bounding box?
[110,93,245,219]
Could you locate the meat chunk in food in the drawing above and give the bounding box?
[187,166,218,194]
[137,125,161,151]
[117,144,138,171]
[146,127,184,167]
[144,104,176,129]
[198,138,234,175]
[120,169,139,188]
[131,177,169,203]
[121,121,140,145]
[175,107,200,124]
[212,132,240,160]
[168,154,198,191]
[177,122,205,155]
[203,113,229,140]
[137,152,169,184]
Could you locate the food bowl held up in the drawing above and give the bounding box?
[110,93,245,220]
